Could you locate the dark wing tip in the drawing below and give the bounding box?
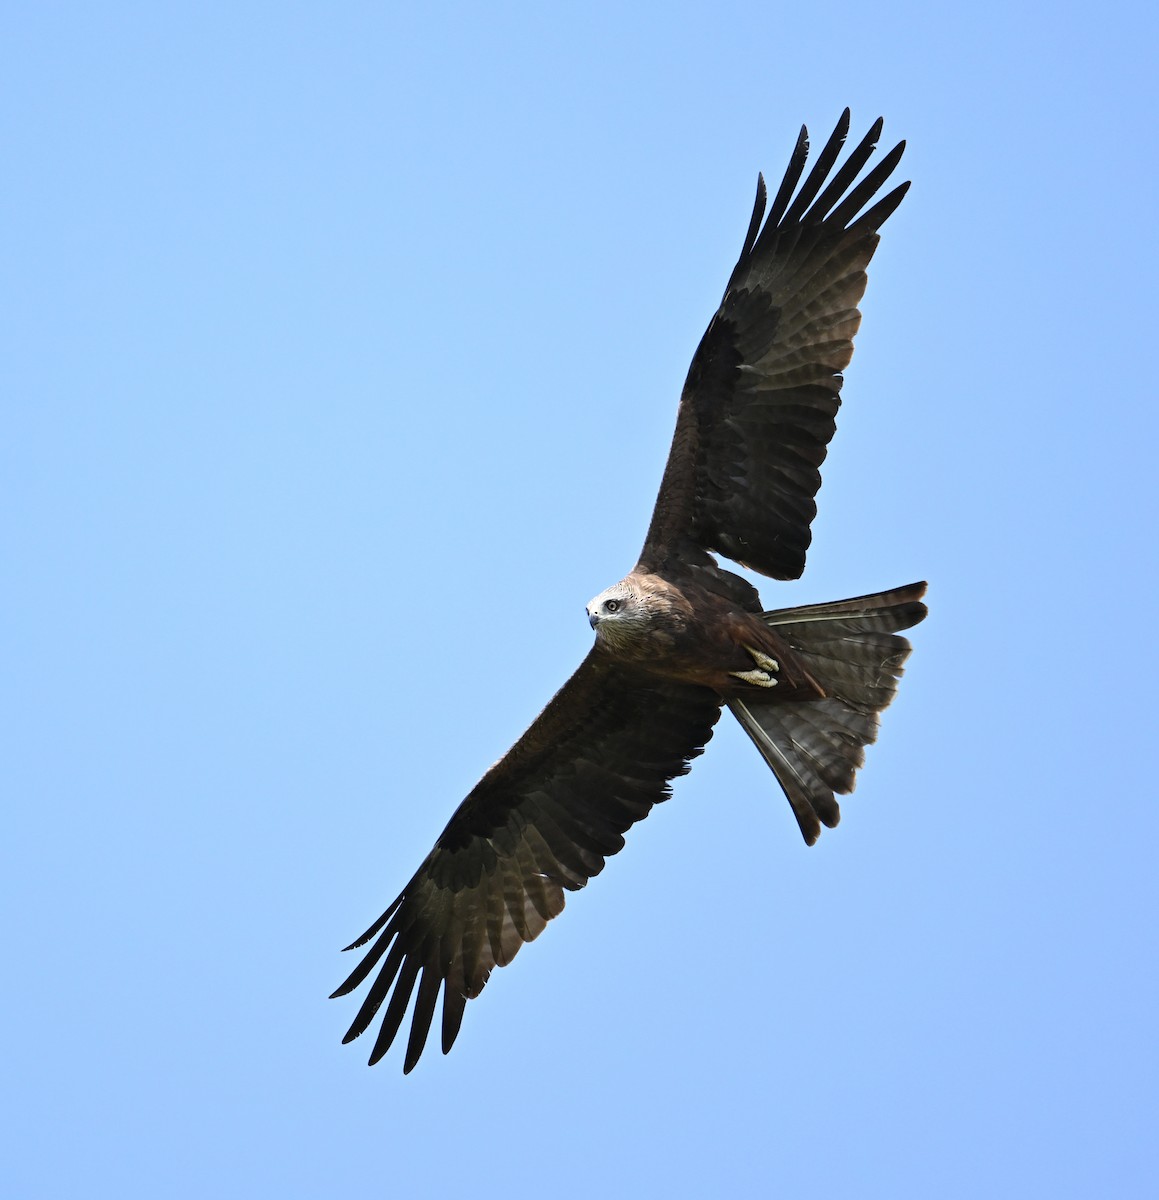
[441,979,468,1056]
[401,967,441,1073]
[781,109,853,226]
[727,172,769,292]
[767,122,811,227]
[365,956,420,1066]
[847,178,911,237]
[337,890,405,954]
[744,172,768,259]
[739,112,909,290]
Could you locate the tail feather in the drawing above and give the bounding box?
[728,581,927,844]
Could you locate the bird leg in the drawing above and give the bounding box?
[729,646,780,688]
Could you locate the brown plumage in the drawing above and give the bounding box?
[333,110,927,1072]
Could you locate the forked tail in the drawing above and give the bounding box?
[728,582,927,844]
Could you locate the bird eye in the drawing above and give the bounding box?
[604,599,620,613]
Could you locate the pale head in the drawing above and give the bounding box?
[586,579,653,648]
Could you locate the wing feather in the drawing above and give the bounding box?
[809,117,884,218]
[403,965,442,1074]
[369,954,421,1065]
[764,127,808,227]
[332,650,721,1072]
[439,976,468,1055]
[781,107,851,225]
[640,113,907,583]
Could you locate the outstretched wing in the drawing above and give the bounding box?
[332,651,721,1072]
[640,110,908,582]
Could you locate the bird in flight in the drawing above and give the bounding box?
[333,110,927,1072]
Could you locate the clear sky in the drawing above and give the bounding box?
[5,3,1157,1197]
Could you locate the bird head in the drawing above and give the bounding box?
[586,580,650,646]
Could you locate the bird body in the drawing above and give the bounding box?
[587,571,822,697]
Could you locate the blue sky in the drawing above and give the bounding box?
[5,3,1157,1196]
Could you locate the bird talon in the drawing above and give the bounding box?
[730,668,778,687]
[745,646,779,673]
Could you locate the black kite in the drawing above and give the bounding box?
[333,111,927,1072]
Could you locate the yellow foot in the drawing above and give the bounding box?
[729,646,780,688]
[746,647,779,673]
[730,668,778,687]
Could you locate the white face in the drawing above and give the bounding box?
[585,581,647,644]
